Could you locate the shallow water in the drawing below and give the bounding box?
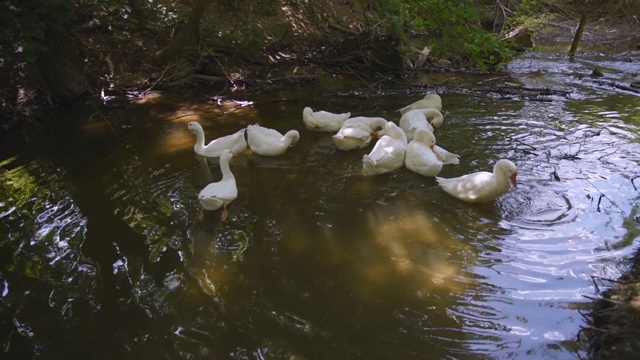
[1,48,639,359]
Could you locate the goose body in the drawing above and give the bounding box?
[362,122,408,176]
[332,117,388,151]
[302,107,351,132]
[398,93,442,114]
[436,159,518,203]
[247,124,300,156]
[341,116,388,130]
[198,149,238,220]
[405,128,443,177]
[399,108,444,141]
[187,121,247,157]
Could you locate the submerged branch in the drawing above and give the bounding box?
[595,80,640,95]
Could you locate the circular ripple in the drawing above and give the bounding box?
[510,186,576,229]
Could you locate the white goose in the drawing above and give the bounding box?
[362,122,408,176]
[399,108,444,141]
[405,128,442,177]
[302,107,351,132]
[246,124,300,156]
[332,117,388,151]
[198,149,238,221]
[436,159,518,203]
[187,121,247,157]
[398,93,442,114]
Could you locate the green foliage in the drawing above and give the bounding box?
[511,12,556,32]
[519,0,539,10]
[366,0,515,70]
[0,0,76,61]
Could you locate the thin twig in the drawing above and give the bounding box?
[144,63,174,93]
[367,78,387,89]
[343,63,371,87]
[559,142,582,160]
[586,177,625,214]
[597,194,605,212]
[591,275,601,293]
[598,146,620,160]
[631,176,639,191]
[512,138,537,150]
[89,105,117,135]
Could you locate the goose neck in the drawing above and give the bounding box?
[220,157,235,181]
[193,128,206,150]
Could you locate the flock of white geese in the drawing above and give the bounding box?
[188,94,518,220]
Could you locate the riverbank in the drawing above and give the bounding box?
[582,204,640,359]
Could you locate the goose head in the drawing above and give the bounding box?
[413,128,436,150]
[415,108,444,128]
[187,121,204,134]
[284,130,300,146]
[495,159,518,188]
[383,122,407,143]
[428,111,444,128]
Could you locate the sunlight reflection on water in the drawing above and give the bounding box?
[1,49,640,359]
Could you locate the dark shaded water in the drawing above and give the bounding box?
[1,48,639,359]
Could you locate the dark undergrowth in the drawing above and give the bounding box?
[581,203,640,359]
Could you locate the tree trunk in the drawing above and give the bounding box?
[569,14,588,58]
[152,0,210,65]
[36,26,92,101]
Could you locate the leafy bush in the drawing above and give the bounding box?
[365,0,515,70]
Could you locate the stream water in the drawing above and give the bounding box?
[1,44,639,359]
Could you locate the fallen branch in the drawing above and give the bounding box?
[476,75,511,85]
[524,96,554,102]
[595,80,640,95]
[191,74,226,83]
[518,86,572,95]
[328,23,359,36]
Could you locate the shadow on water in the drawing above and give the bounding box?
[1,47,640,359]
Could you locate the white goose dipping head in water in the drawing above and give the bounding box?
[187,121,247,158]
[399,108,444,141]
[397,93,442,114]
[362,121,408,176]
[198,149,238,221]
[246,124,300,156]
[436,159,517,203]
[332,116,388,151]
[302,107,351,132]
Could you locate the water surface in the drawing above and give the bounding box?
[1,49,639,359]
